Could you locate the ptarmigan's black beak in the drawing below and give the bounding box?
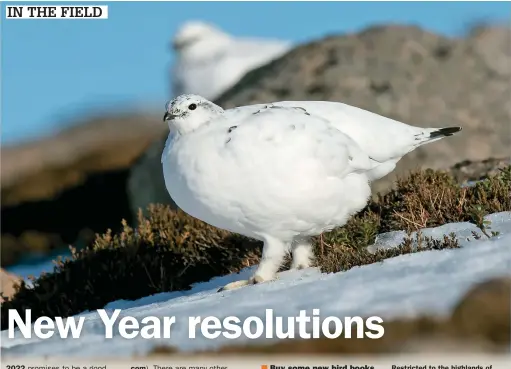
[163,112,174,122]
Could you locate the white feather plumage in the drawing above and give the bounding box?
[161,94,462,291]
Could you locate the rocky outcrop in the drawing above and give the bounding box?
[127,24,511,219]
[449,157,511,183]
[1,113,166,267]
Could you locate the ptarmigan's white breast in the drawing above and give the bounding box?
[162,107,373,241]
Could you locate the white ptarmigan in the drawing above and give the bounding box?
[170,21,291,101]
[161,94,462,291]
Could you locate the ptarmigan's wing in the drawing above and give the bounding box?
[222,100,461,181]
[221,103,379,172]
[266,100,461,162]
[214,104,376,179]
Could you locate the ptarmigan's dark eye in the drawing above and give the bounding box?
[188,103,197,110]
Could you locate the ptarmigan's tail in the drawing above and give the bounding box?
[414,126,462,146]
[367,125,462,181]
[362,126,461,182]
[428,126,462,139]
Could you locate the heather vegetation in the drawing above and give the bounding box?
[1,166,510,330]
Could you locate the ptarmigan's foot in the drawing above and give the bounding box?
[218,235,288,292]
[290,237,313,270]
[292,264,307,270]
[217,279,250,292]
[217,274,278,292]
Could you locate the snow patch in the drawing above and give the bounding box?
[2,212,510,358]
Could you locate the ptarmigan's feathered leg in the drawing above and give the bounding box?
[290,236,313,270]
[218,236,290,292]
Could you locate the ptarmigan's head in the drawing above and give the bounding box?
[163,94,224,135]
[172,21,229,52]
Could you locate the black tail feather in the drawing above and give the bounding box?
[429,126,462,139]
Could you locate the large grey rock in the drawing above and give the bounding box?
[128,136,177,214]
[127,24,511,219]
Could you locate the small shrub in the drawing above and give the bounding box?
[2,166,509,330]
[0,205,262,329]
[316,232,461,274]
[314,166,511,273]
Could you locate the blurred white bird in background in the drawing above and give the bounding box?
[170,21,292,101]
[161,94,462,292]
